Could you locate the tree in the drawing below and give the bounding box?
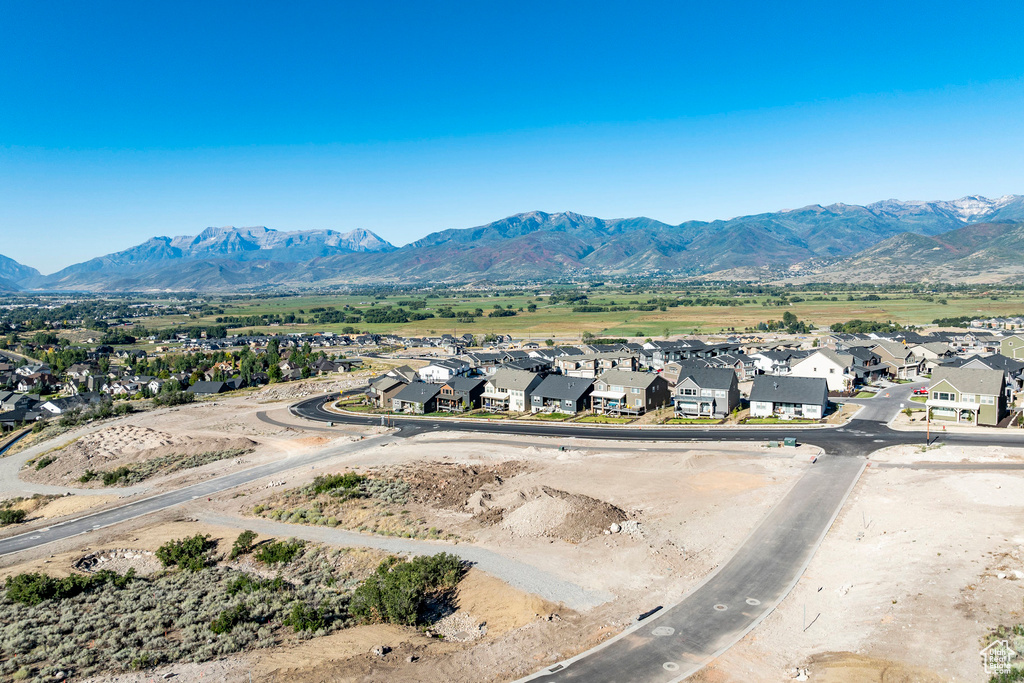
[268,365,282,383]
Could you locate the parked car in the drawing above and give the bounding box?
[913,387,928,395]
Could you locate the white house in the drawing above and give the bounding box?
[417,358,470,383]
[748,376,829,419]
[789,349,853,392]
[480,368,543,412]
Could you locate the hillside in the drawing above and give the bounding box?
[784,222,1024,284]
[0,253,40,285]
[17,194,1024,290]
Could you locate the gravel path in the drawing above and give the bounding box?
[198,511,614,612]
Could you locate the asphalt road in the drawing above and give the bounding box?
[0,434,393,557]
[523,455,866,682]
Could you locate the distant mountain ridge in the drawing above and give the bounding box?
[5,194,1024,290]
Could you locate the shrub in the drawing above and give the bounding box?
[152,390,195,407]
[0,509,27,525]
[255,539,305,565]
[226,574,287,596]
[34,455,56,470]
[283,601,327,632]
[349,553,465,626]
[309,472,365,495]
[78,469,98,483]
[4,569,135,606]
[156,534,217,571]
[102,466,133,486]
[210,603,251,634]
[230,530,258,560]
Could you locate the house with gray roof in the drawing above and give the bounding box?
[748,376,829,419]
[529,375,594,414]
[435,376,486,413]
[481,369,544,412]
[366,375,407,408]
[391,382,442,414]
[927,367,1007,426]
[591,369,670,415]
[672,368,739,418]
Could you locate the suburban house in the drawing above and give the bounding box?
[749,350,809,376]
[187,379,244,395]
[910,341,955,371]
[1002,335,1024,360]
[789,349,857,392]
[590,369,671,415]
[748,376,829,419]
[672,368,739,418]
[418,358,471,383]
[554,351,639,379]
[391,382,442,414]
[39,392,105,415]
[926,367,1007,426]
[480,369,544,412]
[869,341,926,379]
[435,376,486,413]
[942,354,1024,396]
[366,375,408,409]
[706,352,758,381]
[529,375,594,414]
[385,365,419,384]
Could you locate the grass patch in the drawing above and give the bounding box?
[910,395,927,403]
[467,411,507,419]
[529,412,573,421]
[743,417,818,424]
[664,417,723,424]
[575,415,634,424]
[854,390,877,398]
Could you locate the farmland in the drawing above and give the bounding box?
[131,285,1024,339]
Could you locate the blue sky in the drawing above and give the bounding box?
[3,1,1024,273]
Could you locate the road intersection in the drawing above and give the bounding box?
[0,381,1021,682]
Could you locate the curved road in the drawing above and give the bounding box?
[2,382,1022,683]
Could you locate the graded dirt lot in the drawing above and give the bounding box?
[707,445,1024,683]
[1,387,818,683]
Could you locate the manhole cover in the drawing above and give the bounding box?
[663,662,680,671]
[746,598,761,606]
[652,627,675,637]
[713,604,728,611]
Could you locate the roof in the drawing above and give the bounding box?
[595,369,663,389]
[675,368,737,391]
[442,376,486,392]
[487,368,545,392]
[424,358,469,370]
[794,348,853,369]
[959,354,1024,374]
[187,381,227,394]
[930,367,1005,395]
[392,382,442,404]
[532,375,595,401]
[749,376,828,405]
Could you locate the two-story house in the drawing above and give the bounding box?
[529,375,594,414]
[672,368,739,418]
[480,369,544,412]
[926,367,1007,426]
[1001,334,1024,360]
[417,358,471,383]
[789,349,855,392]
[590,369,670,415]
[435,376,486,413]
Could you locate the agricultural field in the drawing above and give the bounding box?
[93,285,1024,340]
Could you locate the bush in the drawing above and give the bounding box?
[34,455,56,470]
[79,469,98,483]
[152,390,195,407]
[101,466,133,486]
[210,603,251,634]
[309,472,365,495]
[255,539,305,565]
[230,530,258,560]
[0,509,27,525]
[4,569,135,606]
[226,574,287,596]
[349,553,465,626]
[156,534,217,571]
[283,601,328,632]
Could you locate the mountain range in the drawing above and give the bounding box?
[3,195,1023,291]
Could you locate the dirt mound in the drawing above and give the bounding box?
[382,462,529,510]
[25,425,258,486]
[499,486,627,543]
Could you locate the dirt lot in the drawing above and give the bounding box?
[709,445,1024,683]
